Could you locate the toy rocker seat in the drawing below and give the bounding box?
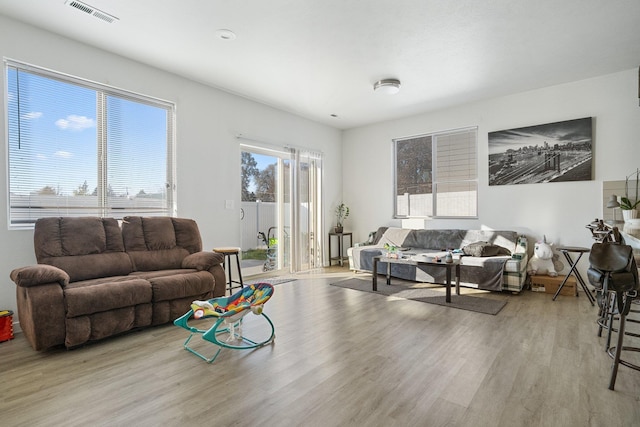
[174,282,275,363]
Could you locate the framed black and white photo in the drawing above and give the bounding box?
[488,117,593,186]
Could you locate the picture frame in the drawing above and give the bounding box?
[488,117,593,186]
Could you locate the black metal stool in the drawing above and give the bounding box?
[212,247,244,295]
[587,242,640,390]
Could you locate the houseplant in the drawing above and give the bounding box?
[621,169,640,221]
[334,203,349,233]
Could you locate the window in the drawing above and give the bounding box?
[6,60,175,228]
[394,127,477,218]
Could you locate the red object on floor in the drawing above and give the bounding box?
[0,310,14,342]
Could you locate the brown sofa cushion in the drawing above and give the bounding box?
[35,217,125,259]
[122,216,176,251]
[34,217,132,282]
[41,252,134,283]
[64,278,152,317]
[65,304,152,348]
[122,216,204,271]
[127,248,190,271]
[147,271,214,302]
[172,217,203,253]
[121,216,169,250]
[122,216,203,253]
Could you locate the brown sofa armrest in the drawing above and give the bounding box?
[182,251,224,271]
[10,264,70,288]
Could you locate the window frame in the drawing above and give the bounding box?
[5,59,176,229]
[393,126,478,219]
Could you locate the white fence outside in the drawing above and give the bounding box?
[240,201,308,251]
[241,201,278,250]
[9,194,166,226]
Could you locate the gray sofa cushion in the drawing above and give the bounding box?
[403,229,466,250]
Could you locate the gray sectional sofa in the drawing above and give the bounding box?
[10,216,226,351]
[348,227,528,293]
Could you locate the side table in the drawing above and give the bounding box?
[328,232,352,266]
[553,246,595,305]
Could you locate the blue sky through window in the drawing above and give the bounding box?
[8,68,167,198]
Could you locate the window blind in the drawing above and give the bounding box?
[434,128,478,218]
[6,60,175,228]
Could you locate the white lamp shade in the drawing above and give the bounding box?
[607,194,620,208]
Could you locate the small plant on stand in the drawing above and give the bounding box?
[334,203,349,233]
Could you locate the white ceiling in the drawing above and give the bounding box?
[1,0,639,130]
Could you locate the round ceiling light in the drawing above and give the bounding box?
[374,78,401,95]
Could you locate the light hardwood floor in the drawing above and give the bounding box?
[1,269,639,427]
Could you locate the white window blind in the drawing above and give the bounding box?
[394,127,477,218]
[434,129,478,217]
[6,60,175,228]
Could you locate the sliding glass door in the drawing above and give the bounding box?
[240,143,322,277]
[290,149,323,272]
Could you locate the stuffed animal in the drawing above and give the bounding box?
[527,236,558,277]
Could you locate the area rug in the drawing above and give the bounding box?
[244,276,296,286]
[330,276,507,315]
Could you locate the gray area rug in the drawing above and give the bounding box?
[330,276,507,315]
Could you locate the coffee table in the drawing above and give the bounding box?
[372,255,461,303]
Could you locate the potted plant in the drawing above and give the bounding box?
[621,169,640,221]
[334,203,349,233]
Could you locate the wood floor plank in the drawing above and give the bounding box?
[1,270,639,426]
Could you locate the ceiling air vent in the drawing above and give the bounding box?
[65,0,119,24]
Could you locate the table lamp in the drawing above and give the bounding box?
[607,194,623,224]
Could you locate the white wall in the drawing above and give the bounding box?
[0,16,342,319]
[343,69,640,270]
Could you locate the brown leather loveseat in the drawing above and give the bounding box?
[10,216,226,351]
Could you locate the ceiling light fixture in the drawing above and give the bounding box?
[374,79,401,95]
